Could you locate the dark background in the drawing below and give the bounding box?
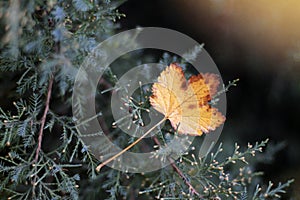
[118,0,300,196]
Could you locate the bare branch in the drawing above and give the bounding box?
[34,75,54,163]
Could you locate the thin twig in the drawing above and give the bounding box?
[34,75,54,163]
[152,136,203,198]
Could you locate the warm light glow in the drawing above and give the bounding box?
[168,0,300,63]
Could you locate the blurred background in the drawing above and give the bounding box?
[118,0,300,197]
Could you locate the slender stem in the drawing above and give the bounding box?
[32,75,53,196]
[34,75,54,163]
[153,136,202,198]
[96,117,166,172]
[170,158,201,197]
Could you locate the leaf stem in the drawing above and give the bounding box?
[96,117,166,172]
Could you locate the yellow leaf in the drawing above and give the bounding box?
[96,63,226,172]
[150,63,225,136]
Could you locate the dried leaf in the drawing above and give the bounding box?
[150,63,225,135]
